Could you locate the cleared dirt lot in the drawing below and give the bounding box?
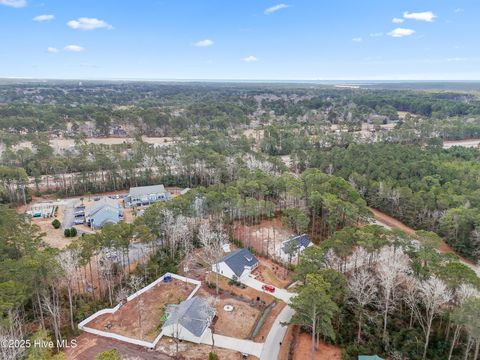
[156,337,249,360]
[233,217,293,257]
[293,333,342,360]
[85,279,196,342]
[65,333,172,360]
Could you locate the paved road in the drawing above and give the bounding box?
[62,199,77,229]
[240,275,295,303]
[260,305,295,360]
[200,330,264,358]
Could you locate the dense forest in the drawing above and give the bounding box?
[309,144,480,261]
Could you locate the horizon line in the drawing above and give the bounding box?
[2,77,480,83]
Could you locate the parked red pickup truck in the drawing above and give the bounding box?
[262,284,276,293]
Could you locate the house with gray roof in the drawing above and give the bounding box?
[212,248,259,280]
[277,234,313,263]
[161,296,215,344]
[125,184,170,207]
[86,197,123,229]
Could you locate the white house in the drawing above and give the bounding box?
[212,248,259,280]
[86,197,123,229]
[161,296,215,344]
[125,184,170,208]
[277,234,312,263]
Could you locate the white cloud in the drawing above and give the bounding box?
[403,11,436,22]
[67,17,112,30]
[370,32,383,37]
[387,28,416,38]
[194,39,214,47]
[264,3,289,15]
[454,8,463,13]
[352,37,362,43]
[0,0,26,7]
[33,14,54,22]
[392,17,404,24]
[243,55,258,63]
[47,47,59,53]
[64,45,85,52]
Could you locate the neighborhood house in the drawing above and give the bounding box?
[125,184,170,207]
[212,248,259,280]
[86,197,123,229]
[277,234,312,263]
[161,296,215,344]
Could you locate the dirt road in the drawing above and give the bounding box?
[370,208,415,235]
[371,208,479,273]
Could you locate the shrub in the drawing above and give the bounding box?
[64,227,77,237]
[208,352,219,360]
[95,349,121,360]
[51,219,61,229]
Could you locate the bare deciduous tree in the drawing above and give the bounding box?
[405,276,452,360]
[376,246,411,340]
[58,249,80,330]
[41,286,62,345]
[198,221,227,295]
[347,268,378,343]
[0,310,26,360]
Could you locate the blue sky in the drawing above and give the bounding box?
[1,0,479,80]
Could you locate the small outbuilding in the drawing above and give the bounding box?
[212,248,259,280]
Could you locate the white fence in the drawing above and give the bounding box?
[78,272,201,348]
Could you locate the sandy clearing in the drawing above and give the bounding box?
[13,136,176,153]
[443,139,480,149]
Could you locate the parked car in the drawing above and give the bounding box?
[261,284,275,293]
[74,217,85,225]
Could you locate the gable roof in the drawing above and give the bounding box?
[163,296,215,337]
[282,234,311,253]
[128,184,167,197]
[221,248,258,277]
[358,356,384,360]
[87,197,120,217]
[90,207,120,228]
